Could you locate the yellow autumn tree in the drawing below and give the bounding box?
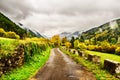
[65,42,71,48]
[61,37,68,46]
[5,31,20,39]
[74,40,79,49]
[51,35,60,47]
[0,28,6,37]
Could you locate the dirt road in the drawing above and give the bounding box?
[31,48,96,80]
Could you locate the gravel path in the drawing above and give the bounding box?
[30,48,96,80]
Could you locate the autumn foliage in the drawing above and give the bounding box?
[0,28,20,39]
[51,35,60,47]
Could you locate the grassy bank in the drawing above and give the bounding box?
[0,47,50,80]
[0,37,19,58]
[60,48,119,80]
[0,37,52,79]
[85,50,120,64]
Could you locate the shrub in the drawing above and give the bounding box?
[74,40,80,49]
[0,28,6,37]
[115,47,120,55]
[65,42,71,48]
[78,43,87,50]
[5,31,20,39]
[100,41,110,52]
[108,45,117,53]
[87,45,96,51]
[96,46,102,52]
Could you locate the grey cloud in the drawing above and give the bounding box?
[0,0,120,37]
[0,0,36,20]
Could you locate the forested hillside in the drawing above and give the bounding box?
[0,12,39,39]
[79,19,120,44]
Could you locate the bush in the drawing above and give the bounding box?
[24,42,49,62]
[95,46,102,52]
[78,43,87,50]
[115,47,120,55]
[87,45,96,51]
[5,31,20,39]
[100,41,110,52]
[0,28,6,37]
[0,28,20,39]
[108,45,117,53]
[74,40,80,49]
[88,44,117,54]
[65,42,71,48]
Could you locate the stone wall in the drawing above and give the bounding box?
[0,45,24,76]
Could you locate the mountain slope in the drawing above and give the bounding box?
[0,12,42,38]
[67,31,81,40]
[59,31,81,40]
[79,19,120,44]
[18,23,43,38]
[59,32,71,38]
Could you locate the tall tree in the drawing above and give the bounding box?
[51,35,60,47]
[70,36,75,48]
[61,37,68,46]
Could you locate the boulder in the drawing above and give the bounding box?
[78,51,85,57]
[87,54,101,64]
[92,55,101,64]
[104,59,120,74]
[87,54,95,61]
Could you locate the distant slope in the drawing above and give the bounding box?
[18,23,43,38]
[67,31,81,40]
[0,12,43,38]
[59,32,71,38]
[79,19,120,44]
[59,31,81,40]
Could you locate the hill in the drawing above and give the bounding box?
[0,12,42,39]
[59,32,71,38]
[59,31,81,40]
[79,19,120,44]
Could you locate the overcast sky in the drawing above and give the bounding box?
[0,0,120,37]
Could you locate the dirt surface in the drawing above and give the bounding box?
[30,48,96,80]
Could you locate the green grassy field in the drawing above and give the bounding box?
[85,50,120,64]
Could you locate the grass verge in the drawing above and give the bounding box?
[60,48,119,80]
[0,37,19,58]
[0,47,50,80]
[85,50,120,64]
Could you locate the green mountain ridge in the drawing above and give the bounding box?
[79,19,120,44]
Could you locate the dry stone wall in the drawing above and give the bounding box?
[0,45,24,76]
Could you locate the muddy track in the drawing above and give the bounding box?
[30,48,96,80]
